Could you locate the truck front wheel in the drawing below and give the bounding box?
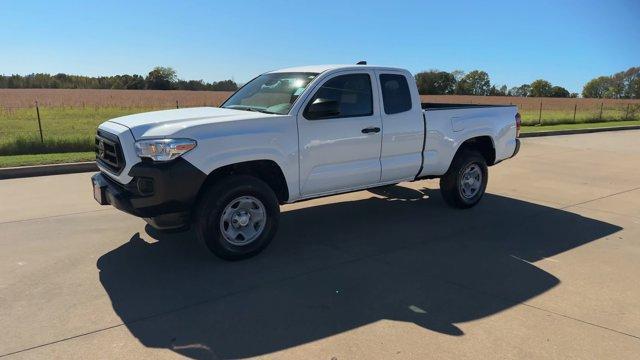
[194,175,280,260]
[439,150,488,209]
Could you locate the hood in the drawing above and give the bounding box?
[107,107,272,139]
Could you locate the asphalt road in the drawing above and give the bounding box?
[1,131,640,359]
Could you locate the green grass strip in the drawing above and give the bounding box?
[521,120,640,133]
[0,152,95,168]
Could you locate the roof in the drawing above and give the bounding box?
[267,64,406,74]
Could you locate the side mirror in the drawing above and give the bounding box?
[305,98,340,119]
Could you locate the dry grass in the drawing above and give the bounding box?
[2,89,638,115]
[421,95,640,111]
[1,89,639,156]
[422,95,640,123]
[0,89,233,108]
[0,89,233,156]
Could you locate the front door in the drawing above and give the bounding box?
[297,71,383,196]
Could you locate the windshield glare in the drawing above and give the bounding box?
[222,72,318,115]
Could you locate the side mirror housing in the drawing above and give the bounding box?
[305,98,340,119]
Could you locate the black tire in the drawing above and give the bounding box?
[439,150,488,209]
[194,175,280,260]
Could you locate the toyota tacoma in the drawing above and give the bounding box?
[92,63,521,260]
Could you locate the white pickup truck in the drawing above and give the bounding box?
[92,63,520,260]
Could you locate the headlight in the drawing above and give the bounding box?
[135,138,197,161]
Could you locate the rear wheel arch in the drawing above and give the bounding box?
[440,149,489,209]
[450,136,496,169]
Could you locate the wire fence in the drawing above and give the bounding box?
[421,95,640,126]
[0,100,223,145]
[1,96,639,156]
[519,101,640,125]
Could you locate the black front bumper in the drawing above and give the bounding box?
[92,158,207,228]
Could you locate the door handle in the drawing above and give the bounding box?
[361,127,381,134]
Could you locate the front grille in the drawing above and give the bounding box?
[95,130,125,174]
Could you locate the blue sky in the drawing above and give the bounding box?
[1,0,638,92]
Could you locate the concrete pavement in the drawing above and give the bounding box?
[1,130,639,359]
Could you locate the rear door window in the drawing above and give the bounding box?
[379,74,412,115]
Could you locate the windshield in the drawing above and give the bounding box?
[222,72,318,115]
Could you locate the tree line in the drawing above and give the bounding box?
[582,67,640,99]
[415,69,577,98]
[3,65,638,99]
[415,66,639,99]
[0,66,238,91]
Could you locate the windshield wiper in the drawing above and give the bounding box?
[226,105,277,114]
[253,109,278,114]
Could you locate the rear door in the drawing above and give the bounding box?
[375,71,424,182]
[297,70,383,196]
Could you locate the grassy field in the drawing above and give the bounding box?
[0,151,95,168]
[0,107,170,155]
[0,89,232,156]
[1,89,639,158]
[2,121,639,167]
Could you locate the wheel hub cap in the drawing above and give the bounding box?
[459,163,482,199]
[220,196,266,246]
[232,211,251,227]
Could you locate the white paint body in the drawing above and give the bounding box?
[98,64,518,202]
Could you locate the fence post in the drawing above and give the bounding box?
[538,101,542,125]
[35,101,44,143]
[573,104,577,122]
[599,102,603,121]
[176,100,179,109]
[625,104,630,120]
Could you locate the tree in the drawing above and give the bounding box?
[145,66,177,90]
[210,79,238,91]
[0,67,235,91]
[488,85,507,96]
[177,79,207,91]
[451,70,465,83]
[619,67,640,98]
[414,70,456,95]
[607,72,626,99]
[582,76,611,98]
[456,70,490,95]
[529,79,553,97]
[582,67,640,99]
[125,75,146,89]
[111,75,141,89]
[550,86,570,98]
[627,77,640,99]
[508,84,531,97]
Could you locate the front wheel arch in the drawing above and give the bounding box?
[194,174,280,260]
[196,160,289,206]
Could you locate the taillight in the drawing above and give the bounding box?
[515,112,521,138]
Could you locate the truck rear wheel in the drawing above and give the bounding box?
[194,175,280,260]
[439,150,488,209]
